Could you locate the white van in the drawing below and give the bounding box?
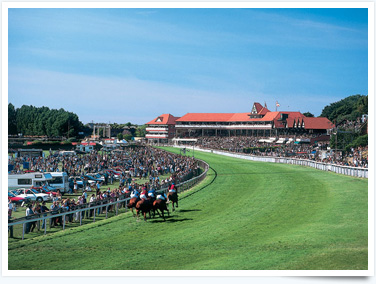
[59,151,76,156]
[8,172,53,191]
[45,172,69,193]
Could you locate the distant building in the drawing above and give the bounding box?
[145,102,335,143]
[145,114,180,144]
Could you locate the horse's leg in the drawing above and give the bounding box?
[144,211,147,222]
[166,206,170,217]
[157,209,163,218]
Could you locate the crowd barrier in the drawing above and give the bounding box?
[8,159,209,240]
[174,146,368,179]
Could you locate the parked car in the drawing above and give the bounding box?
[8,191,31,205]
[68,176,85,190]
[93,173,105,181]
[104,169,122,180]
[31,186,58,197]
[12,188,52,202]
[84,174,103,183]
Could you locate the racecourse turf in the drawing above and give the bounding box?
[7,147,368,270]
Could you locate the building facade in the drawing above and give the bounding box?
[145,114,180,144]
[145,103,335,143]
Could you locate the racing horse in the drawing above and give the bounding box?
[167,191,178,212]
[153,198,170,221]
[135,198,154,221]
[127,197,140,217]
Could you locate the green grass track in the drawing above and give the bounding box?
[8,147,368,270]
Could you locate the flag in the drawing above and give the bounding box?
[276,101,280,107]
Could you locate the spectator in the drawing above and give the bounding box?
[25,204,36,233]
[40,201,49,229]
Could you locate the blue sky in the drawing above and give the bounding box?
[8,8,368,124]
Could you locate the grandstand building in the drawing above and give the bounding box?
[145,103,335,143]
[145,114,180,144]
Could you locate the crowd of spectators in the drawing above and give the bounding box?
[8,146,200,182]
[8,146,202,235]
[191,135,368,168]
[336,116,367,133]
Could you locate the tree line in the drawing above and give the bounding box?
[320,94,368,123]
[8,103,147,139]
[8,104,84,138]
[320,94,368,152]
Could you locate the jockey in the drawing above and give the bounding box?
[130,188,139,199]
[156,192,167,201]
[148,188,156,198]
[125,185,132,195]
[168,183,176,193]
[140,188,148,200]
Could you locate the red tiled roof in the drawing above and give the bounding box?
[278,112,306,119]
[229,113,254,122]
[259,112,306,128]
[176,111,305,124]
[253,102,264,113]
[252,102,271,115]
[303,117,335,130]
[176,113,235,122]
[297,118,302,127]
[146,114,179,125]
[259,111,280,121]
[259,107,270,115]
[285,117,295,128]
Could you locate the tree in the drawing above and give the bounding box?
[10,104,85,137]
[356,95,368,115]
[320,94,366,122]
[303,112,314,117]
[124,133,133,141]
[8,103,18,135]
[345,134,368,152]
[135,124,147,137]
[117,133,124,140]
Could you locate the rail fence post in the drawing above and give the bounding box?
[22,223,25,240]
[44,217,47,235]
